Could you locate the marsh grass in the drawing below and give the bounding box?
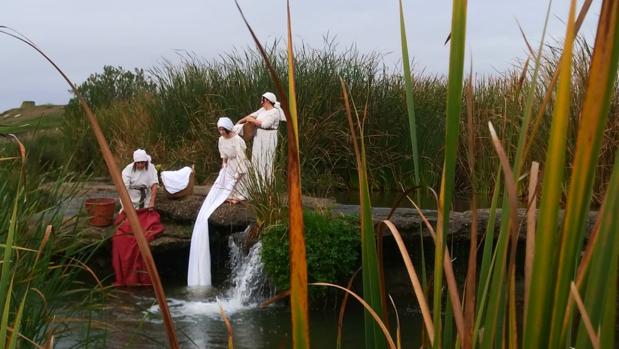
[0,139,109,347]
[61,39,617,204]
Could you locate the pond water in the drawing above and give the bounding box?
[58,237,423,348]
[333,190,490,211]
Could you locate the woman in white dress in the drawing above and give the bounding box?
[187,117,249,287]
[237,92,285,186]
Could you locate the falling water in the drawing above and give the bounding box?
[225,237,269,305]
[148,232,269,318]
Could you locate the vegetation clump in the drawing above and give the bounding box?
[260,210,359,302]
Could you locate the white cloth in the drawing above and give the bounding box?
[121,162,159,209]
[273,102,286,122]
[232,123,244,136]
[187,168,237,287]
[160,166,192,194]
[249,108,280,183]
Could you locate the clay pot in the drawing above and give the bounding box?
[85,198,116,227]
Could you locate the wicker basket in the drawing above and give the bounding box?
[163,165,195,199]
[242,122,256,142]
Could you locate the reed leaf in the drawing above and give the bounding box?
[398,0,420,188]
[285,2,310,347]
[340,78,386,349]
[219,304,234,349]
[7,289,28,349]
[483,122,520,349]
[523,1,577,347]
[0,26,180,348]
[234,2,310,347]
[524,161,540,323]
[0,278,14,347]
[463,68,476,349]
[435,1,468,346]
[548,1,619,347]
[311,282,396,349]
[336,268,361,349]
[474,166,501,317]
[387,295,401,349]
[577,86,619,349]
[0,135,24,346]
[380,220,434,344]
[597,157,619,349]
[571,283,600,349]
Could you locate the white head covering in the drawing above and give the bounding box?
[217,117,234,131]
[262,92,287,122]
[262,92,277,104]
[133,149,149,162]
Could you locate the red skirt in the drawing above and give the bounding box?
[112,209,164,286]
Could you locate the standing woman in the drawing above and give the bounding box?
[188,117,249,287]
[237,92,285,185]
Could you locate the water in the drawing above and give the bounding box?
[59,235,422,348]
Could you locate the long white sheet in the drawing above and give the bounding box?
[187,168,237,287]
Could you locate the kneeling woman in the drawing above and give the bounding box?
[112,149,164,286]
[188,117,248,287]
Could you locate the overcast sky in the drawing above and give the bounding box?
[0,0,601,111]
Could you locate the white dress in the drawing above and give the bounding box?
[187,135,248,287]
[219,135,249,200]
[121,162,159,209]
[249,107,280,184]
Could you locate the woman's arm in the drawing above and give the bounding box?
[246,117,263,127]
[148,183,158,208]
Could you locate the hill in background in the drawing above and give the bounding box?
[0,102,65,134]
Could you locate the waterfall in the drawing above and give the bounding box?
[148,231,268,318]
[225,237,268,305]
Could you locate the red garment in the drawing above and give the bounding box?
[112,209,164,286]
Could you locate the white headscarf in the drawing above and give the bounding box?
[261,92,286,122]
[133,149,149,162]
[217,117,235,131]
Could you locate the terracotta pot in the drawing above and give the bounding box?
[85,198,116,227]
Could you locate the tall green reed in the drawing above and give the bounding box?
[0,137,107,347]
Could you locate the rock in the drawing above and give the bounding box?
[60,182,599,253]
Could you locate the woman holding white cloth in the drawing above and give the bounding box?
[237,91,285,185]
[187,117,248,287]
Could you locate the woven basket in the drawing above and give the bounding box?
[164,165,195,199]
[242,122,256,142]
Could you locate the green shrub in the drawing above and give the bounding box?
[260,210,360,301]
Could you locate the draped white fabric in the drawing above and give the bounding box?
[187,168,237,286]
[160,166,192,194]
